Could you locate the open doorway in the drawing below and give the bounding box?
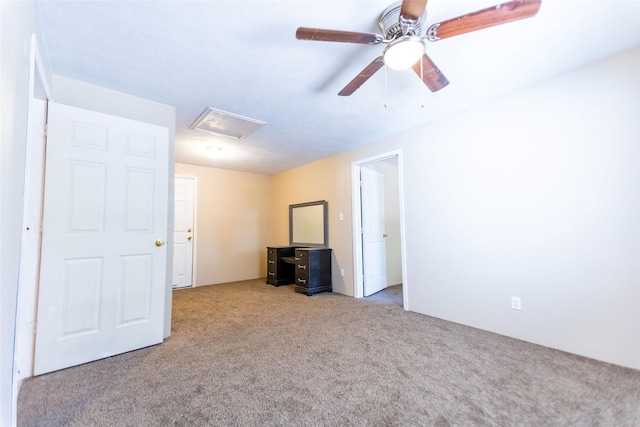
[351,150,407,309]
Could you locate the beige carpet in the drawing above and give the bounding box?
[18,279,640,426]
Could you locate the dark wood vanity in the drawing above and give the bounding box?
[266,246,332,295]
[267,200,332,295]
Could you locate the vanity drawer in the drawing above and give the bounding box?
[295,262,309,275]
[295,276,310,288]
[294,249,307,262]
[267,248,278,263]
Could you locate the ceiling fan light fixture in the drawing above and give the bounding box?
[382,36,425,70]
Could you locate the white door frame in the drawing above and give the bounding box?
[13,34,52,424]
[174,174,197,288]
[351,149,408,309]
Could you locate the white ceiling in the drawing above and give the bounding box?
[37,0,640,175]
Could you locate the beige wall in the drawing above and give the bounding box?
[175,163,274,286]
[272,48,640,370]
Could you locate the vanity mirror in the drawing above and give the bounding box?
[289,200,328,248]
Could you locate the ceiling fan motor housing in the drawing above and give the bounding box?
[379,1,426,39]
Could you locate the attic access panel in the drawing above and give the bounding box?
[190,107,266,140]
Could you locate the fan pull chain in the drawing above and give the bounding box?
[420,55,425,109]
[384,64,389,108]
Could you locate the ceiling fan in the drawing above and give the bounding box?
[296,0,542,96]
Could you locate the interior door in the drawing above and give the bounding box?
[34,102,169,375]
[173,176,195,288]
[361,167,387,296]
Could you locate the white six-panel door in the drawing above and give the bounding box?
[173,176,195,288]
[361,167,388,297]
[34,102,168,375]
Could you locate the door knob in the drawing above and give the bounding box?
[187,228,192,232]
[187,236,192,241]
[155,239,165,247]
[383,233,388,238]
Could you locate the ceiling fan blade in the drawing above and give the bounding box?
[426,0,541,41]
[411,54,449,92]
[296,27,381,44]
[338,57,384,96]
[400,0,428,22]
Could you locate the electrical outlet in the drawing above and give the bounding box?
[511,296,522,311]
[340,268,345,277]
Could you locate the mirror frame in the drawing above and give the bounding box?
[289,200,328,248]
